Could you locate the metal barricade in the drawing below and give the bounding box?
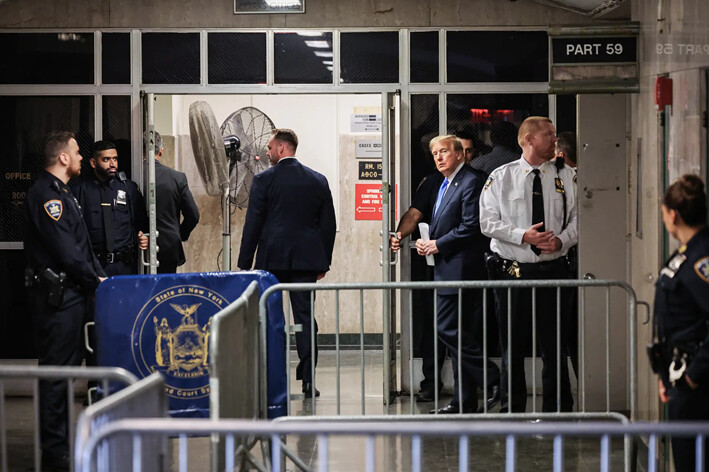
[75,417,708,472]
[0,365,138,472]
[209,280,264,471]
[74,372,167,472]
[258,279,639,420]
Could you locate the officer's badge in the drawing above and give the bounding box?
[43,199,63,221]
[116,189,127,205]
[555,178,565,194]
[695,257,709,283]
[484,175,494,191]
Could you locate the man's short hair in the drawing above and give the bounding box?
[517,116,553,147]
[429,134,463,153]
[143,130,163,156]
[272,128,298,152]
[555,131,577,165]
[43,131,75,168]
[454,129,475,142]
[92,140,117,158]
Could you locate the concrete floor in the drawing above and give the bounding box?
[2,351,647,471]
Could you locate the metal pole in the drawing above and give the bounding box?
[311,291,316,413]
[532,287,537,413]
[557,287,561,413]
[483,289,489,413]
[409,289,414,415]
[335,290,341,416]
[605,287,611,411]
[221,185,231,271]
[507,289,512,415]
[360,290,366,415]
[0,383,6,472]
[146,93,158,274]
[458,288,463,412]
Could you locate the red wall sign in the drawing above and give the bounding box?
[355,183,382,221]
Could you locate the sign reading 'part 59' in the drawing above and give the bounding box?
[552,37,637,64]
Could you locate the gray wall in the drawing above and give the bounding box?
[0,0,608,29]
[631,0,708,422]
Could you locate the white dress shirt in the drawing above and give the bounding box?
[479,156,578,263]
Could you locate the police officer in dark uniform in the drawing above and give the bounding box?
[73,140,148,276]
[391,170,447,402]
[23,131,106,471]
[650,174,709,472]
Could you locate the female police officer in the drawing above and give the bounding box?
[653,174,709,471]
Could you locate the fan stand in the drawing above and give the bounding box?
[221,183,231,271]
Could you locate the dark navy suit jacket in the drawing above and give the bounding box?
[155,160,200,267]
[429,165,487,294]
[237,158,336,274]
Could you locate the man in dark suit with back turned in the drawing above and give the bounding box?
[415,135,489,414]
[152,131,200,273]
[237,128,337,398]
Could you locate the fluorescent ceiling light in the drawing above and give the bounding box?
[297,31,324,37]
[322,60,333,65]
[326,66,333,71]
[314,51,333,58]
[304,40,330,48]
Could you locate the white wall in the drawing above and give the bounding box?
[157,93,386,333]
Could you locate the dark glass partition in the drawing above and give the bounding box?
[447,31,548,83]
[275,32,333,84]
[102,33,131,84]
[410,31,439,83]
[0,95,94,359]
[103,96,133,178]
[341,32,399,83]
[209,32,267,84]
[446,93,548,164]
[0,33,94,84]
[142,33,200,84]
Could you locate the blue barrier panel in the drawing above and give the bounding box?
[95,270,287,419]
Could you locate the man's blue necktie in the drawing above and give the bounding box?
[433,178,449,218]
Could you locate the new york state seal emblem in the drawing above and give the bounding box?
[131,284,229,399]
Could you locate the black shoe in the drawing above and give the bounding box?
[430,403,476,414]
[302,383,320,398]
[477,385,500,413]
[42,453,70,471]
[415,389,436,402]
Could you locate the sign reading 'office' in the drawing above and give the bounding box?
[552,37,637,64]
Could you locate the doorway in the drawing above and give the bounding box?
[147,92,397,376]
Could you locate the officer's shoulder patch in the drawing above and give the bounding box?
[484,175,494,191]
[43,199,63,221]
[694,256,709,284]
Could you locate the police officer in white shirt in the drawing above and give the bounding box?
[479,116,578,413]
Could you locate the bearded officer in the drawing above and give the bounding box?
[73,140,148,276]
